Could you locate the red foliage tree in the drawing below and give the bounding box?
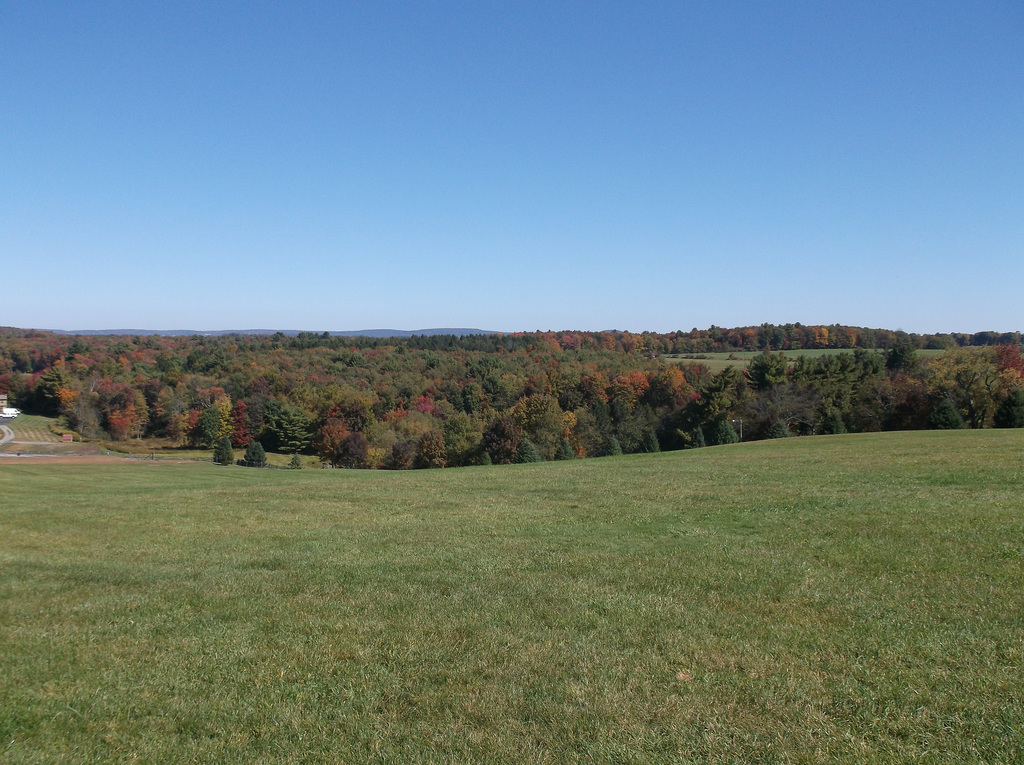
[230,400,252,447]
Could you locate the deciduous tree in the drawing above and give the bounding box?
[415,429,447,469]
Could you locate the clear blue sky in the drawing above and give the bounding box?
[2,1,1021,334]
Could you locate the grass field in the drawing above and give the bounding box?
[1,413,63,443]
[665,348,947,372]
[0,415,108,458]
[1,431,1022,762]
[0,415,318,466]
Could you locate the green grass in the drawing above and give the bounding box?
[0,414,104,456]
[1,413,64,442]
[1,431,1022,762]
[666,348,948,372]
[0,417,316,466]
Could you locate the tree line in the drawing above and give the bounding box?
[1,325,1021,468]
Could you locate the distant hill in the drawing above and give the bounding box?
[47,328,502,338]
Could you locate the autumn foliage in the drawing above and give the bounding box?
[0,326,1020,468]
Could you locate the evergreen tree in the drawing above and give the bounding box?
[213,435,234,465]
[243,440,266,467]
[819,409,846,435]
[993,388,1024,428]
[639,429,661,453]
[554,438,576,460]
[514,438,541,463]
[288,454,303,469]
[886,341,919,373]
[690,426,706,448]
[747,351,788,391]
[764,419,789,439]
[929,398,964,430]
[34,362,73,416]
[706,419,738,446]
[602,436,623,456]
[274,406,313,454]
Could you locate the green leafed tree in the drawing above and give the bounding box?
[195,407,223,448]
[482,415,522,465]
[415,429,447,469]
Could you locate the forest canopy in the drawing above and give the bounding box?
[2,324,1021,467]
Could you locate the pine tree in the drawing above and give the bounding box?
[514,438,541,463]
[819,409,846,435]
[243,440,266,467]
[288,454,303,469]
[554,439,576,460]
[706,419,738,446]
[602,436,622,456]
[993,388,1024,428]
[213,436,234,465]
[929,398,964,430]
[640,429,660,453]
[690,426,706,449]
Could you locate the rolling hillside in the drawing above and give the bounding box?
[1,431,1022,762]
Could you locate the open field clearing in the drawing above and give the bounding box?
[0,415,319,467]
[1,431,1022,762]
[665,348,949,372]
[1,414,63,443]
[0,415,108,458]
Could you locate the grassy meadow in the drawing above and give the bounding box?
[666,348,949,372]
[1,430,1022,762]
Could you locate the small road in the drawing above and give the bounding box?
[0,424,14,446]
